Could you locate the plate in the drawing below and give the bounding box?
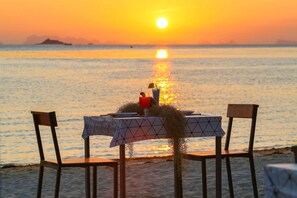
[107,112,138,117]
[180,110,195,115]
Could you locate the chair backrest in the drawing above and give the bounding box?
[224,104,259,153]
[31,111,62,164]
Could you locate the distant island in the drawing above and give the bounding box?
[39,38,72,45]
[25,35,100,45]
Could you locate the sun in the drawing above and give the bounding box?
[156,18,168,29]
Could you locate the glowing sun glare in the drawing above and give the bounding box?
[156,49,168,59]
[156,18,168,29]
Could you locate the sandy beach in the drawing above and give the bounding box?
[0,147,295,198]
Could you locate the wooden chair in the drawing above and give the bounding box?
[292,146,297,163]
[183,104,259,198]
[31,111,118,198]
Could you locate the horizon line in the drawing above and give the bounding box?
[1,43,297,47]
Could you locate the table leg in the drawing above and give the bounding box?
[84,137,90,198]
[215,136,222,198]
[173,138,183,198]
[120,145,126,198]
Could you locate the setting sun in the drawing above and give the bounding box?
[156,18,168,29]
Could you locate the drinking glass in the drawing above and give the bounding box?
[152,89,160,105]
[139,97,150,109]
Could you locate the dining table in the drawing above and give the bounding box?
[82,114,225,198]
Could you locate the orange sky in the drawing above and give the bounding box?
[1,0,297,44]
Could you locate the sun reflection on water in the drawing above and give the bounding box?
[151,49,178,105]
[155,49,168,59]
[151,144,172,153]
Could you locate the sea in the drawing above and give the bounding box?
[1,44,296,167]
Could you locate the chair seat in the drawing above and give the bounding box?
[184,150,251,160]
[42,158,118,167]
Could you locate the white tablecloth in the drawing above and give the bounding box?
[264,163,297,198]
[82,115,225,147]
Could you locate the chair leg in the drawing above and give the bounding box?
[55,167,62,198]
[249,156,258,198]
[85,167,91,198]
[226,157,234,198]
[37,166,44,198]
[201,159,207,198]
[93,166,97,198]
[114,165,118,198]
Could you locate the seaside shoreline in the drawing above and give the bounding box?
[1,146,293,169]
[1,147,295,197]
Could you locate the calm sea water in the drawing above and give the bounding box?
[1,45,296,167]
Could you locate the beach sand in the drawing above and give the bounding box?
[0,147,295,198]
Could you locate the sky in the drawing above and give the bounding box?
[1,0,297,44]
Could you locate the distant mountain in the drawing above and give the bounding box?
[25,35,52,44]
[276,39,297,45]
[24,35,101,45]
[39,38,71,45]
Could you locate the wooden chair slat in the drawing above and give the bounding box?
[227,104,258,118]
[31,111,57,126]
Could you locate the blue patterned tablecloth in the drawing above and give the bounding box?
[264,163,297,198]
[82,115,225,147]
